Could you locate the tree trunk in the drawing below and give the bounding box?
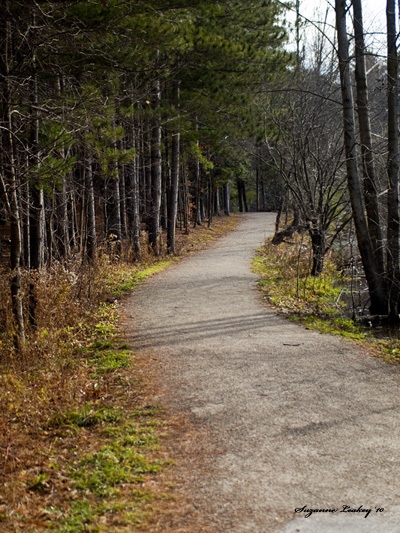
[106,175,122,257]
[167,81,180,254]
[9,179,25,349]
[86,148,97,263]
[193,143,202,227]
[260,176,266,211]
[237,179,244,212]
[243,180,248,212]
[22,180,30,268]
[0,13,25,348]
[208,176,213,227]
[59,171,71,260]
[237,179,248,213]
[223,182,231,215]
[335,0,387,314]
[129,123,141,259]
[182,168,190,234]
[29,187,45,269]
[214,186,221,217]
[256,164,260,211]
[119,159,128,239]
[386,0,400,320]
[148,73,162,254]
[353,0,385,276]
[29,52,45,270]
[310,230,325,277]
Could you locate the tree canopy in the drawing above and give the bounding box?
[0,0,292,348]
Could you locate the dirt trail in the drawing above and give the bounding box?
[123,213,400,533]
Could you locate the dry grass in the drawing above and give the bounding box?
[0,214,239,532]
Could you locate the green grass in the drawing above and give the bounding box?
[57,501,97,532]
[73,438,161,497]
[91,349,131,374]
[45,259,172,532]
[291,315,366,340]
[109,260,174,297]
[54,415,163,531]
[49,406,121,429]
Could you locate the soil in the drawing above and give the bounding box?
[123,212,400,533]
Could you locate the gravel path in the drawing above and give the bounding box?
[123,213,400,533]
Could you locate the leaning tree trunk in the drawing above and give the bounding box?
[353,0,385,276]
[335,0,387,315]
[386,0,400,320]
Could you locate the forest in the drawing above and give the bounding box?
[0,0,289,353]
[1,0,398,353]
[1,0,400,529]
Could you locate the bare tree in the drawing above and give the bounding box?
[167,81,181,254]
[386,0,400,319]
[335,0,387,314]
[353,0,385,277]
[0,6,25,347]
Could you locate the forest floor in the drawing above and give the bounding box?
[124,212,400,533]
[0,216,241,533]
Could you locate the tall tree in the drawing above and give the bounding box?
[0,2,25,347]
[335,0,387,314]
[167,81,181,254]
[386,0,400,319]
[353,0,385,278]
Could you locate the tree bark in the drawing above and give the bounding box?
[386,0,400,320]
[59,169,71,260]
[310,230,325,277]
[237,179,248,213]
[148,73,162,254]
[335,0,387,314]
[194,141,202,227]
[129,123,141,259]
[85,148,97,263]
[29,51,45,270]
[167,81,181,254]
[214,187,221,217]
[223,182,231,215]
[0,12,25,348]
[353,0,385,276]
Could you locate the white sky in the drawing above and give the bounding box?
[285,0,387,56]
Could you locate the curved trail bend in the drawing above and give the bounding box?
[124,213,400,533]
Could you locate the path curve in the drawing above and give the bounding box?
[123,213,400,532]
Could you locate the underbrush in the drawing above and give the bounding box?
[253,238,366,339]
[0,257,168,532]
[254,237,400,361]
[0,215,238,532]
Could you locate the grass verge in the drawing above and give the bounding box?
[253,237,400,362]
